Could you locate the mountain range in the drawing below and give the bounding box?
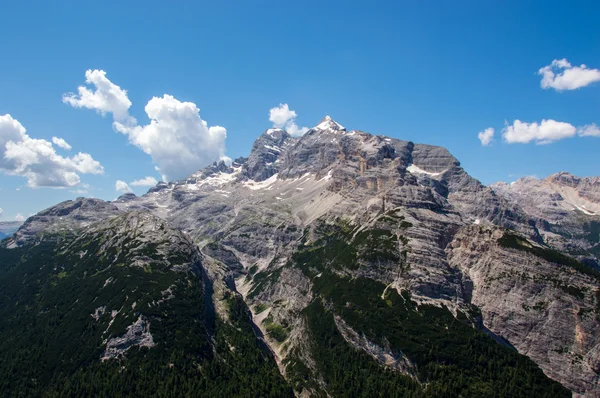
[1,116,599,397]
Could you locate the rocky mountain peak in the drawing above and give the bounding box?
[313,115,346,132]
[243,128,293,181]
[114,192,137,203]
[9,197,122,246]
[547,171,581,187]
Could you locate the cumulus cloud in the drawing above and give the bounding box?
[14,213,25,222]
[502,119,576,144]
[130,176,158,186]
[0,114,103,187]
[269,103,309,137]
[114,95,227,181]
[65,70,228,181]
[501,119,600,144]
[115,180,132,193]
[0,208,3,217]
[478,127,495,146]
[579,123,600,137]
[52,137,72,150]
[538,59,600,91]
[63,69,134,122]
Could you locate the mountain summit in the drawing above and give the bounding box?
[1,120,599,396]
[312,115,346,131]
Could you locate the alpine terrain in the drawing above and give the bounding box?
[2,116,599,397]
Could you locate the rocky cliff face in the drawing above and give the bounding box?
[2,116,599,396]
[448,225,600,395]
[491,173,600,267]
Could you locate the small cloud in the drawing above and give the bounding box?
[502,119,577,144]
[538,59,600,91]
[63,69,134,122]
[51,137,72,151]
[478,127,495,146]
[0,208,3,217]
[15,213,25,222]
[115,180,132,193]
[579,123,600,137]
[268,103,309,137]
[130,176,158,187]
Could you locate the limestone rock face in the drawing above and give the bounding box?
[244,128,294,181]
[447,224,600,395]
[491,173,600,266]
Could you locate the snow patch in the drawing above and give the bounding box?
[314,116,345,131]
[573,204,596,215]
[406,164,443,177]
[318,169,334,182]
[244,173,279,190]
[264,144,282,153]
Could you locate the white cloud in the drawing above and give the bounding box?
[52,137,72,150]
[63,69,134,122]
[0,114,103,187]
[269,103,309,137]
[130,176,158,187]
[579,123,600,137]
[115,180,132,193]
[65,71,228,181]
[114,95,227,181]
[538,59,600,91]
[15,213,25,222]
[502,119,577,144]
[0,208,3,217]
[477,127,495,146]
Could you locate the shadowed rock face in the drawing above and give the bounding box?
[5,117,599,396]
[244,128,294,181]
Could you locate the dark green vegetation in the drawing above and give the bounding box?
[285,221,570,397]
[295,218,409,279]
[499,232,600,279]
[0,222,290,397]
[583,221,600,257]
[584,221,600,244]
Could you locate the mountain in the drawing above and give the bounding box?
[491,173,600,265]
[0,210,290,396]
[0,221,22,240]
[1,116,598,396]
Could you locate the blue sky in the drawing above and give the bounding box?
[1,0,599,220]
